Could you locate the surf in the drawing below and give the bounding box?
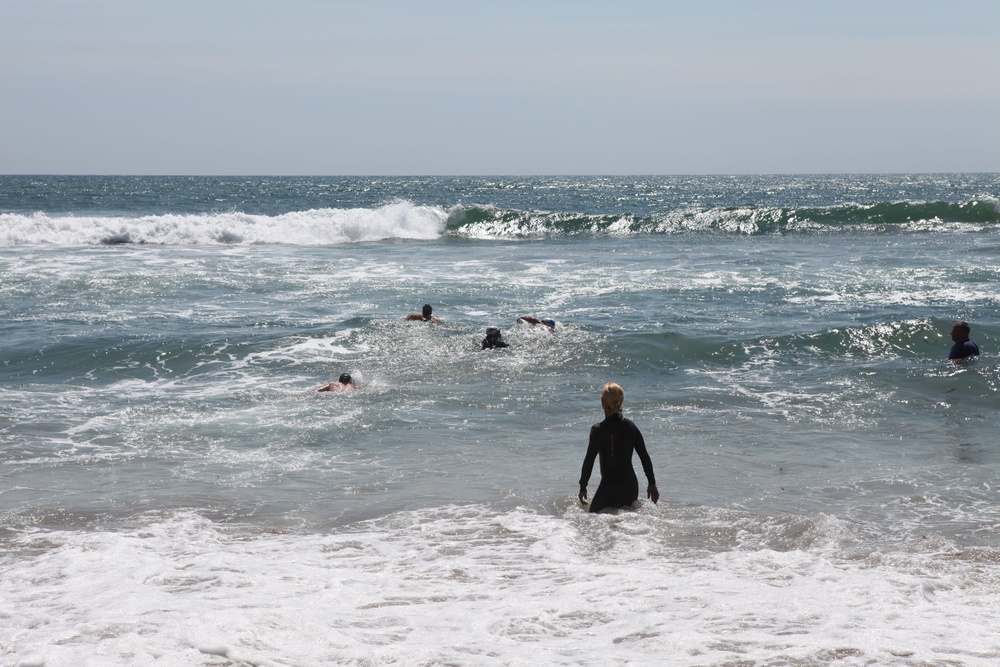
[0,202,449,246]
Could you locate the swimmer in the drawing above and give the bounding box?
[578,382,658,513]
[481,326,509,349]
[405,304,439,323]
[517,316,556,331]
[316,373,357,392]
[948,321,980,361]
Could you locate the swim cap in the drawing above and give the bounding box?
[422,304,433,317]
[339,373,352,384]
[486,326,500,337]
[542,319,556,328]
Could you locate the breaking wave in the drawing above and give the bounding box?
[445,198,1000,238]
[2,198,998,246]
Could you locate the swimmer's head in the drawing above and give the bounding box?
[541,319,556,329]
[601,382,624,415]
[339,373,352,384]
[422,304,433,318]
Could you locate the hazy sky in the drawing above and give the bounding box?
[3,0,998,175]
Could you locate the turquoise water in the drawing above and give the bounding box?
[2,174,1000,665]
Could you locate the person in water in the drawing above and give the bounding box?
[948,321,980,361]
[405,304,439,323]
[579,382,658,513]
[481,326,509,349]
[517,316,557,331]
[316,373,357,392]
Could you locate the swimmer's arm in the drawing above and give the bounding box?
[634,429,658,505]
[578,426,600,504]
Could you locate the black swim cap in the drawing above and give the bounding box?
[339,373,352,384]
[422,304,433,317]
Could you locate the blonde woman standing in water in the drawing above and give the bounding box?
[578,382,659,513]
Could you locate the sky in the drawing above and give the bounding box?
[2,0,998,175]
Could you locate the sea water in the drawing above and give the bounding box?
[2,174,1000,665]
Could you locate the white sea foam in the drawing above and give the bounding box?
[0,202,448,246]
[239,330,371,367]
[3,507,1000,666]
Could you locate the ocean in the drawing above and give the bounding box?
[2,174,1000,666]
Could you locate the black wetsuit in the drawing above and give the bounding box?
[949,339,980,360]
[579,413,656,513]
[481,337,509,349]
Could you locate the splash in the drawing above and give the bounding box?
[444,198,1000,238]
[0,201,448,246]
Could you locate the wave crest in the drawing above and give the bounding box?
[3,197,997,246]
[445,198,1000,238]
[0,202,448,246]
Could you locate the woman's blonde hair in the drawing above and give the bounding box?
[601,382,624,415]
